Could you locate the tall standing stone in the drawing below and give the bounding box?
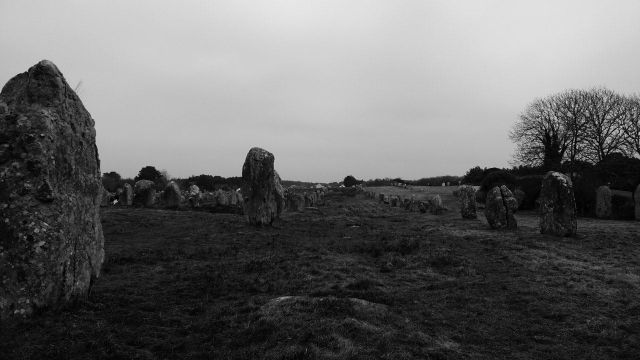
[635,184,640,221]
[432,195,445,214]
[134,180,156,207]
[241,147,285,225]
[188,184,201,208]
[163,181,182,209]
[595,185,612,219]
[484,185,518,229]
[459,185,477,219]
[539,171,577,237]
[119,183,133,206]
[0,61,104,318]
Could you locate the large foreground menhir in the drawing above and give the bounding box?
[0,61,104,319]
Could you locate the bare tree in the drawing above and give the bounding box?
[555,89,589,165]
[581,87,628,163]
[621,94,640,157]
[512,87,636,169]
[510,95,570,170]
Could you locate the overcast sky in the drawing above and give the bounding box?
[2,1,640,182]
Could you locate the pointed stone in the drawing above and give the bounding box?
[0,60,104,319]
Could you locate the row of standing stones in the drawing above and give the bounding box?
[364,191,446,215]
[368,172,583,237]
[102,180,244,211]
[102,166,326,215]
[2,61,638,319]
[0,61,316,319]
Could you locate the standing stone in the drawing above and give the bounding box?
[286,191,305,212]
[403,198,412,210]
[304,192,315,207]
[241,147,285,225]
[635,184,640,221]
[484,185,518,229]
[459,185,477,219]
[390,196,398,207]
[378,193,385,202]
[294,192,305,211]
[163,181,182,209]
[134,180,156,207]
[539,171,577,237]
[215,189,230,206]
[188,184,201,208]
[0,60,104,319]
[429,195,444,214]
[119,183,133,206]
[595,185,612,219]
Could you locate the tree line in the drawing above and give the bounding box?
[510,87,640,171]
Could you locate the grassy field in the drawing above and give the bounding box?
[2,188,640,359]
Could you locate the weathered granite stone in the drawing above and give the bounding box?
[119,183,133,206]
[595,185,612,219]
[188,184,200,208]
[0,60,104,319]
[304,191,316,207]
[539,171,577,237]
[134,180,156,207]
[163,181,182,209]
[286,191,305,212]
[241,147,285,225]
[484,185,518,229]
[459,185,477,219]
[429,195,444,214]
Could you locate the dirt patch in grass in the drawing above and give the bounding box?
[1,190,639,359]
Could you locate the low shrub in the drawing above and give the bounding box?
[612,194,635,220]
[480,170,517,193]
[515,175,543,210]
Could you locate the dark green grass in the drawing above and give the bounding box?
[1,193,639,359]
